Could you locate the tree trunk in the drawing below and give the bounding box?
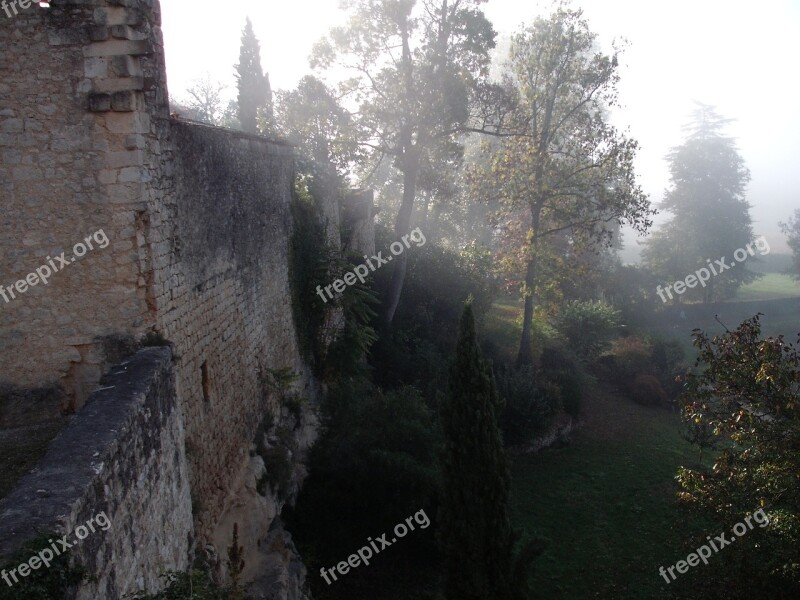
[517,256,538,367]
[383,153,420,326]
[517,205,542,366]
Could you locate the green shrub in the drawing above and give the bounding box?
[555,300,620,361]
[289,176,334,371]
[550,371,583,419]
[629,373,668,406]
[286,381,440,553]
[496,365,561,446]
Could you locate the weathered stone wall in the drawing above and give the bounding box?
[154,120,317,543]
[1,0,322,596]
[0,0,157,411]
[0,347,193,599]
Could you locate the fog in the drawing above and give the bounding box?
[162,0,800,259]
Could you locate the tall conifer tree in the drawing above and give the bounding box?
[439,300,533,600]
[235,18,272,133]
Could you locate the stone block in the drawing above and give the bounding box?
[83,40,151,58]
[118,167,151,183]
[85,57,109,79]
[111,90,143,112]
[0,119,23,133]
[89,26,110,42]
[111,55,142,78]
[88,93,112,113]
[110,25,147,41]
[93,77,145,94]
[106,150,143,169]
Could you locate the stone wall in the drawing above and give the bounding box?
[0,0,156,411]
[0,347,193,599]
[155,120,317,543]
[1,0,324,596]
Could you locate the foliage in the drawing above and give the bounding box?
[628,373,667,407]
[780,208,800,280]
[287,380,441,557]
[235,18,273,134]
[495,364,561,447]
[312,0,498,325]
[125,570,227,600]
[0,533,85,600]
[595,335,686,405]
[175,73,229,126]
[275,75,359,179]
[370,227,497,398]
[677,314,800,596]
[289,177,334,371]
[539,344,584,418]
[439,301,538,600]
[642,104,759,302]
[467,5,652,364]
[555,300,620,361]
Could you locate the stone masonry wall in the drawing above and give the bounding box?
[0,0,156,411]
[1,0,322,596]
[0,347,193,599]
[154,120,317,543]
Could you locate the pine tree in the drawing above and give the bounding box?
[643,104,758,302]
[438,300,533,600]
[235,18,272,134]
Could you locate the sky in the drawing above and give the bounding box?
[160,0,800,259]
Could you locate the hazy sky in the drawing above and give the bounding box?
[161,0,800,257]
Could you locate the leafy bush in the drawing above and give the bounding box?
[286,381,441,554]
[539,344,584,418]
[677,315,800,597]
[555,300,620,360]
[496,365,561,446]
[628,374,668,406]
[597,335,686,405]
[289,176,335,371]
[550,371,583,419]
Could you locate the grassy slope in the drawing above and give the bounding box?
[733,273,800,302]
[510,386,711,599]
[482,299,711,599]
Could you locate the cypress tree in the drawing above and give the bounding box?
[439,300,526,599]
[235,18,272,133]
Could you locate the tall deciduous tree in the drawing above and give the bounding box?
[235,17,273,134]
[643,104,758,303]
[439,300,535,600]
[312,0,498,325]
[469,6,652,366]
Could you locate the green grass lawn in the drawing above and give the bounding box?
[483,299,714,598]
[510,388,711,599]
[733,273,800,302]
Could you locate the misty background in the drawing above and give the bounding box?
[161,0,800,260]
